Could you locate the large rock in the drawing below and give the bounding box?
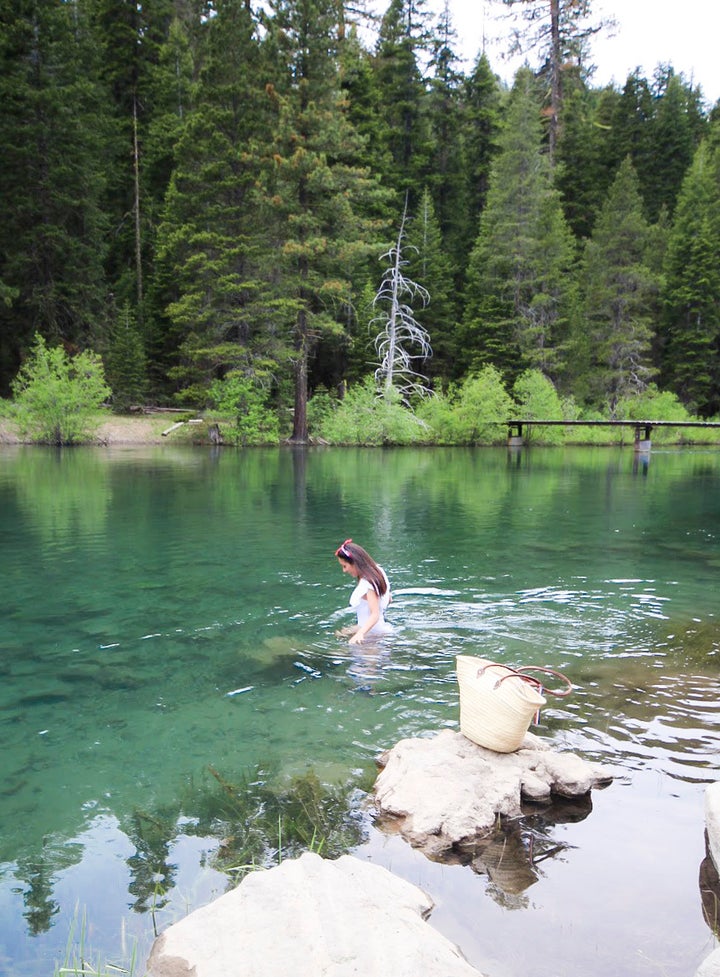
[706,782,720,873]
[146,851,485,977]
[373,728,613,856]
[696,948,720,977]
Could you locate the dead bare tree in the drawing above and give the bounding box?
[372,198,432,401]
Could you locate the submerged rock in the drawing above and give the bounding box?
[146,851,485,977]
[373,728,614,857]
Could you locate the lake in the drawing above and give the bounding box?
[1,443,719,977]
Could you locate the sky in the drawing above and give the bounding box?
[427,0,720,105]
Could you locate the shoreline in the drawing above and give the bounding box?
[0,413,190,446]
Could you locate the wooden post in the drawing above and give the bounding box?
[507,421,524,448]
[634,423,652,453]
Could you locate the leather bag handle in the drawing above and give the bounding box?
[476,663,572,697]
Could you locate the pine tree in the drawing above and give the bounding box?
[499,0,608,158]
[153,0,273,403]
[555,78,608,239]
[424,3,469,269]
[459,53,503,257]
[460,70,576,384]
[263,0,388,442]
[90,0,176,317]
[578,156,660,412]
[605,70,655,203]
[372,0,433,203]
[105,303,148,411]
[643,69,707,222]
[404,188,457,382]
[660,139,720,415]
[0,0,112,394]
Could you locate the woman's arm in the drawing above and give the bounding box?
[349,589,380,645]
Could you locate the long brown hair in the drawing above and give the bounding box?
[335,539,388,597]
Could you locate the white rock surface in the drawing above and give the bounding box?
[146,851,485,977]
[373,728,613,854]
[695,947,720,977]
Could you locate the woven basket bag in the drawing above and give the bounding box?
[456,655,571,753]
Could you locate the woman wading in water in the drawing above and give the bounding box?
[335,539,392,644]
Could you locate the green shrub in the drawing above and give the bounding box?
[208,372,279,446]
[307,385,339,437]
[11,335,111,445]
[512,370,566,445]
[614,385,718,445]
[318,377,428,445]
[417,366,514,445]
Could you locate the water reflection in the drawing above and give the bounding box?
[433,794,597,909]
[2,445,720,977]
[699,833,720,938]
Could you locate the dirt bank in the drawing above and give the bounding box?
[0,412,191,445]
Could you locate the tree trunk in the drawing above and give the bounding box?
[548,0,561,161]
[132,96,143,310]
[290,310,309,443]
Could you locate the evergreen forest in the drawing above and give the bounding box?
[2,0,720,444]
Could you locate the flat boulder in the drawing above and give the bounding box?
[373,728,614,856]
[146,850,485,977]
[706,782,720,873]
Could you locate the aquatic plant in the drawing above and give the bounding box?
[199,764,373,881]
[54,907,141,977]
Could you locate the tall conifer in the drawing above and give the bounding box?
[461,70,576,384]
[660,139,720,415]
[0,0,111,393]
[578,156,659,412]
[404,188,457,381]
[373,0,433,203]
[263,0,388,442]
[153,0,272,402]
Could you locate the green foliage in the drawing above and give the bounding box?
[11,335,111,445]
[660,138,720,416]
[416,365,515,445]
[318,377,428,445]
[458,53,503,257]
[613,385,713,444]
[404,187,458,381]
[208,372,280,446]
[0,0,112,396]
[461,70,576,383]
[579,157,660,413]
[0,0,715,423]
[105,304,148,413]
[512,369,566,444]
[306,385,339,436]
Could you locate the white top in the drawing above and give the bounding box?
[349,568,393,636]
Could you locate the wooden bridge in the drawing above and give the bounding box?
[507,419,720,451]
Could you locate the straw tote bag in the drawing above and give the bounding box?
[456,656,572,753]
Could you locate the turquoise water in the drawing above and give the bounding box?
[1,444,720,976]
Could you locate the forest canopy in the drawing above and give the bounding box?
[1,0,719,443]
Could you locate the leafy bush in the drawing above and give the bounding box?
[417,366,515,445]
[318,377,428,445]
[307,385,339,437]
[614,385,718,445]
[11,334,111,445]
[512,369,566,445]
[208,372,280,445]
